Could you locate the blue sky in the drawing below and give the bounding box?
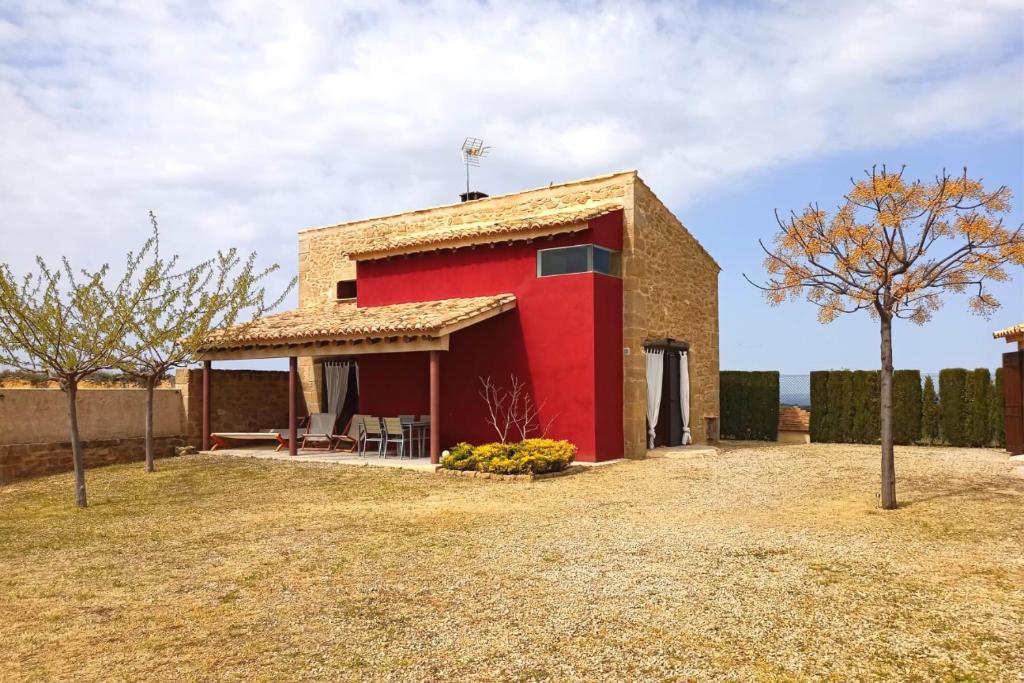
[0,0,1021,374]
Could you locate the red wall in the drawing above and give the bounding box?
[355,211,624,461]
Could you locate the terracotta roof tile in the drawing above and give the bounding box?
[993,323,1024,339]
[778,406,810,431]
[343,202,623,260]
[200,294,516,350]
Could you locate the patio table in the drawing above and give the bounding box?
[402,420,431,459]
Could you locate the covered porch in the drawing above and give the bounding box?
[195,294,517,463]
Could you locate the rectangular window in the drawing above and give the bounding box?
[336,279,357,300]
[537,244,621,278]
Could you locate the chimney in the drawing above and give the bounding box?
[460,191,489,202]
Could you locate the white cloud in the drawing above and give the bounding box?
[0,0,1020,300]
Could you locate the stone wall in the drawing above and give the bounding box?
[176,367,301,442]
[623,178,720,456]
[0,388,185,445]
[0,436,187,485]
[0,369,297,484]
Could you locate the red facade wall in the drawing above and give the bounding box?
[354,212,624,461]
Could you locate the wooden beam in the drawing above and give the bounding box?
[197,335,450,361]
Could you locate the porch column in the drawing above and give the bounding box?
[201,360,211,451]
[289,356,298,456]
[430,350,441,464]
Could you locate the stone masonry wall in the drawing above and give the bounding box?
[0,436,187,485]
[295,172,635,410]
[177,368,301,443]
[622,178,720,456]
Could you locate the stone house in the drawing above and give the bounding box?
[198,171,720,461]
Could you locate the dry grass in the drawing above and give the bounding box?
[1,444,1022,682]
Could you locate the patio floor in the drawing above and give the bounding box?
[202,444,637,471]
[203,445,441,471]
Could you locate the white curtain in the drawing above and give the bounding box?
[324,361,351,417]
[645,348,665,449]
[679,351,692,445]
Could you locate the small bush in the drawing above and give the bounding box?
[442,439,576,475]
[439,442,478,471]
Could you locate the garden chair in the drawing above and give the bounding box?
[332,413,365,452]
[357,417,385,457]
[301,413,337,451]
[381,417,408,459]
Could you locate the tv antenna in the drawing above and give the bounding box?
[460,137,491,195]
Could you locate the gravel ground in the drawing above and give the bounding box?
[1,443,1022,682]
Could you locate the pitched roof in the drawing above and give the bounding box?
[299,170,634,261]
[199,294,516,351]
[993,323,1024,340]
[344,201,622,260]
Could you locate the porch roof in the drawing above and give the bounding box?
[197,294,516,360]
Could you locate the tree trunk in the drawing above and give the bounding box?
[65,381,88,508]
[879,314,897,509]
[145,375,156,473]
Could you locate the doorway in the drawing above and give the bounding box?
[320,360,359,432]
[645,339,688,448]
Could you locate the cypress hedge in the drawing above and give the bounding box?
[921,375,939,444]
[851,370,880,444]
[720,371,779,440]
[993,368,1005,448]
[892,370,922,445]
[967,369,993,447]
[939,369,969,447]
[809,371,830,443]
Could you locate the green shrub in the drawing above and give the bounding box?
[809,371,830,443]
[939,369,969,446]
[442,439,577,475]
[719,371,779,441]
[851,370,880,444]
[993,369,1005,448]
[967,369,993,447]
[829,371,855,443]
[892,370,922,445]
[921,375,939,444]
[439,442,478,471]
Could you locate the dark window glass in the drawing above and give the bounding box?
[337,280,357,299]
[592,247,611,274]
[539,245,589,276]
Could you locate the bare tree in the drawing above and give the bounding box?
[479,374,557,442]
[748,166,1023,509]
[117,212,293,473]
[0,244,159,507]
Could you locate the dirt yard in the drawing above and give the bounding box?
[1,444,1021,681]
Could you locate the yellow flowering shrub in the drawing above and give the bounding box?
[439,442,477,471]
[441,439,577,474]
